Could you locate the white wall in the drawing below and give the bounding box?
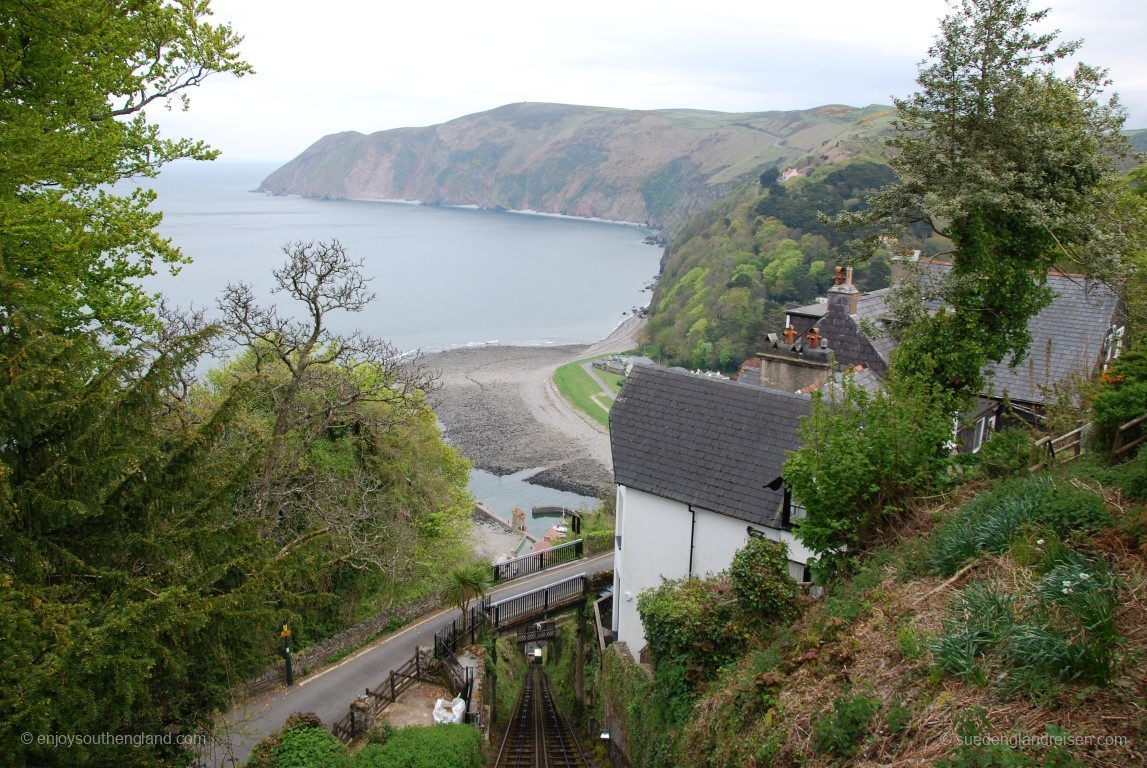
[612,485,815,659]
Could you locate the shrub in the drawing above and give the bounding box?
[730,537,802,624]
[811,690,880,760]
[353,725,484,768]
[1091,346,1147,448]
[975,427,1035,478]
[785,374,955,572]
[275,725,347,768]
[638,574,747,723]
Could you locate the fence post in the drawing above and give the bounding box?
[415,650,421,680]
[390,669,396,701]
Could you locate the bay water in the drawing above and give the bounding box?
[132,160,659,525]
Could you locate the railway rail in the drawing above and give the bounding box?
[495,665,590,768]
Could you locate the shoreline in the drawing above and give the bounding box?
[254,185,659,231]
[426,314,646,497]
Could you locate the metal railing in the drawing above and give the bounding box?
[488,573,586,631]
[433,598,491,659]
[493,539,584,583]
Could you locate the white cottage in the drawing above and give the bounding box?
[608,365,815,659]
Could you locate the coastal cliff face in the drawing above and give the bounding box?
[257,102,895,234]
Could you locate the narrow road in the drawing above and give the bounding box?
[211,552,614,767]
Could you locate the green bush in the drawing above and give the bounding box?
[784,374,955,574]
[811,690,880,760]
[975,427,1035,478]
[352,725,484,768]
[730,537,802,624]
[1091,347,1147,447]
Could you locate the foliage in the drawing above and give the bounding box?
[442,562,494,638]
[937,710,1084,767]
[783,373,955,573]
[973,427,1035,478]
[837,0,1134,400]
[811,690,880,761]
[729,537,802,625]
[931,551,1121,694]
[637,574,747,723]
[928,475,1111,575]
[1091,346,1147,448]
[352,725,484,768]
[645,160,898,371]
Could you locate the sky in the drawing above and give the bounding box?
[153,0,1147,163]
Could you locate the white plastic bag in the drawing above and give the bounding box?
[432,696,467,724]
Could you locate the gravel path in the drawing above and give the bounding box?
[426,315,645,496]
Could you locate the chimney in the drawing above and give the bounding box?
[827,265,859,315]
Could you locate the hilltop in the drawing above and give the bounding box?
[256,102,896,235]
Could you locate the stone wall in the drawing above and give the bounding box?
[234,594,441,700]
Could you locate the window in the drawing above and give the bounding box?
[1104,324,1125,368]
[971,415,996,453]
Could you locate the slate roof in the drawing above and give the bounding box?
[984,274,1122,406]
[818,290,889,376]
[610,365,811,530]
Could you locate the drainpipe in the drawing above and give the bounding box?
[687,505,697,576]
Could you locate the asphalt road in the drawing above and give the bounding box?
[209,551,614,766]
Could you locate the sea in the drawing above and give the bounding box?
[130,160,661,532]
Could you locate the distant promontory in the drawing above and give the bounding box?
[257,102,896,235]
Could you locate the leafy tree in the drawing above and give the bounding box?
[1,3,256,765]
[217,241,442,563]
[442,562,494,638]
[0,0,251,339]
[838,0,1133,398]
[783,374,955,575]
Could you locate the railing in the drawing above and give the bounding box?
[488,573,586,631]
[493,539,584,583]
[433,598,491,660]
[1110,413,1147,466]
[1030,424,1087,472]
[330,648,437,744]
[516,622,558,644]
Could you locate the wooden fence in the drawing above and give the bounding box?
[1110,413,1147,466]
[1030,424,1087,472]
[492,538,584,583]
[330,647,438,744]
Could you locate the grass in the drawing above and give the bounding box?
[553,359,614,428]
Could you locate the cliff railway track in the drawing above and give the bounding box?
[495,665,591,768]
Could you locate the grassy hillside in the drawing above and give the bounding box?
[645,159,907,371]
[605,451,1147,767]
[258,102,896,235]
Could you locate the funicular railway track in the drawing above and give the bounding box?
[495,665,590,768]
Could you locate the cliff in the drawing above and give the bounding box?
[257,102,896,234]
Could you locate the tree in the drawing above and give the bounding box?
[443,562,494,639]
[1,4,259,764]
[838,0,1133,399]
[217,241,444,570]
[1,0,252,340]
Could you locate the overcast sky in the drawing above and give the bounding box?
[153,0,1147,163]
